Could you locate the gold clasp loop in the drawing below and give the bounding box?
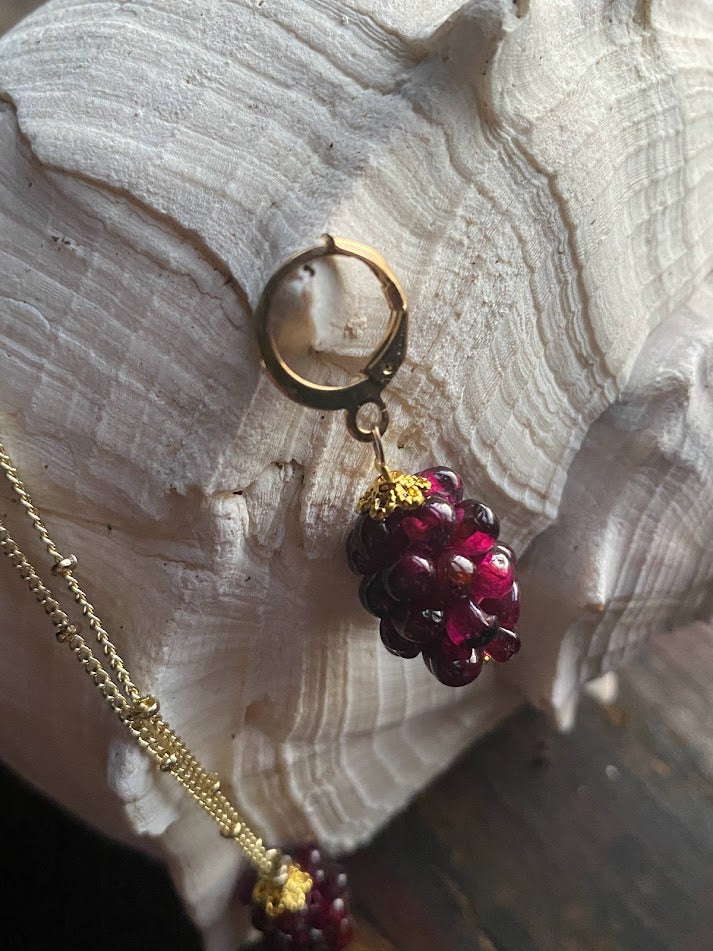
[254,234,407,442]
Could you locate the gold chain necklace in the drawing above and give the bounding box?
[0,438,312,920]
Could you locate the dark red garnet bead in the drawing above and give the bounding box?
[394,606,445,645]
[397,494,456,548]
[243,843,355,950]
[419,466,464,504]
[482,626,521,663]
[423,638,484,687]
[453,498,500,540]
[346,513,389,575]
[358,573,396,618]
[471,546,515,600]
[380,616,421,658]
[481,581,520,630]
[437,551,475,602]
[445,598,493,647]
[383,552,436,603]
[348,465,522,686]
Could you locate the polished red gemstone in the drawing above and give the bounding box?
[335,919,356,949]
[379,616,421,658]
[345,518,367,575]
[480,580,520,629]
[358,573,396,618]
[325,896,353,934]
[383,553,436,603]
[418,466,464,503]
[396,495,455,549]
[393,606,445,645]
[494,541,517,567]
[346,512,409,576]
[347,464,520,686]
[423,638,483,686]
[471,546,514,599]
[483,626,521,662]
[345,514,384,575]
[445,598,492,646]
[437,551,475,602]
[247,843,355,949]
[453,529,494,561]
[453,498,500,541]
[360,512,396,560]
[323,869,349,902]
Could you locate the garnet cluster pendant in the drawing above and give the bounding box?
[347,466,521,686]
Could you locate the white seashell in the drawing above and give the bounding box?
[0,1,711,946]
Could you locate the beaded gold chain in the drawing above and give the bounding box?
[0,437,311,918]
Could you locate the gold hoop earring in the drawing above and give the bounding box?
[255,232,407,440]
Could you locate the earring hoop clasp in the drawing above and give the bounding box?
[254,234,407,442]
